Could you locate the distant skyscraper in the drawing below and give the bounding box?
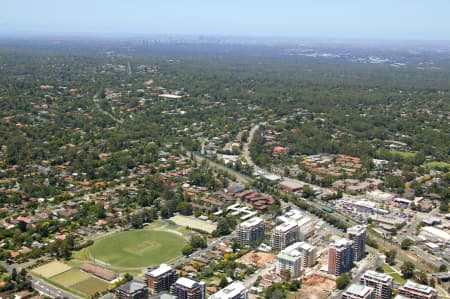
[347,225,366,261]
[328,238,353,276]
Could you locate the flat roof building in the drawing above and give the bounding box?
[209,281,248,299]
[360,270,393,299]
[278,180,307,193]
[271,222,299,251]
[297,216,314,240]
[237,217,264,247]
[115,280,148,299]
[347,225,366,262]
[172,277,205,299]
[342,284,374,299]
[328,238,353,276]
[276,241,316,277]
[146,264,177,295]
[398,281,438,299]
[420,226,450,243]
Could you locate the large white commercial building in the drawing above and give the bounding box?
[420,226,450,243]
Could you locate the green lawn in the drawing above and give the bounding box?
[71,277,110,297]
[89,230,186,269]
[382,263,406,284]
[388,150,416,159]
[425,161,450,171]
[51,269,91,287]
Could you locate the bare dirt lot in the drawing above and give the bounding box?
[236,251,276,267]
[288,273,336,299]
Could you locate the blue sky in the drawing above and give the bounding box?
[2,0,450,40]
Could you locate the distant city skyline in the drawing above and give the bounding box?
[2,0,450,41]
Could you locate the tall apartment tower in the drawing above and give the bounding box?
[115,281,148,299]
[297,241,317,268]
[328,238,353,276]
[360,270,393,299]
[172,277,205,299]
[347,225,367,262]
[271,222,299,251]
[237,216,265,247]
[145,264,177,295]
[276,241,317,277]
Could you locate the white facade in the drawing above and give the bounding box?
[209,281,248,299]
[420,226,450,243]
[276,241,316,277]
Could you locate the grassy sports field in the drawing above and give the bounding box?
[32,260,72,278]
[71,277,110,297]
[51,268,91,287]
[89,229,186,269]
[170,215,217,233]
[32,260,110,297]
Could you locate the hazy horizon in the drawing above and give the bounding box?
[2,0,450,41]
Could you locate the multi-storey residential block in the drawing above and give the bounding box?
[342,284,375,299]
[115,281,149,299]
[398,281,438,299]
[209,281,248,299]
[146,264,177,295]
[360,270,393,299]
[347,225,366,261]
[237,217,264,247]
[172,277,205,299]
[276,241,317,277]
[271,222,299,251]
[328,238,353,276]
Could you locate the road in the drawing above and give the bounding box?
[192,152,254,185]
[172,232,237,268]
[92,95,124,124]
[197,134,440,274]
[243,259,274,288]
[243,130,441,274]
[242,122,264,169]
[307,197,439,272]
[32,277,80,299]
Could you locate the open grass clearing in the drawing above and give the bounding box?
[425,161,450,171]
[71,277,110,297]
[51,269,91,287]
[169,215,217,233]
[32,260,72,278]
[89,229,186,269]
[382,263,406,284]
